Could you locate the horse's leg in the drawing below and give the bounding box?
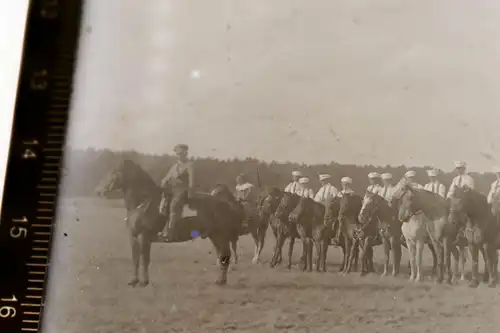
[321,236,329,272]
[347,238,358,274]
[339,243,346,273]
[485,242,498,287]
[427,242,438,277]
[211,235,230,285]
[359,238,370,276]
[306,237,314,272]
[381,235,390,277]
[443,236,453,285]
[251,227,259,264]
[231,237,238,265]
[128,232,140,287]
[390,233,402,277]
[288,235,296,270]
[253,222,268,264]
[468,244,480,288]
[314,235,321,272]
[270,228,285,268]
[450,245,460,281]
[138,232,153,287]
[406,237,416,281]
[459,246,467,281]
[342,234,351,274]
[415,237,425,283]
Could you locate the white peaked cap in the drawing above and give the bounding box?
[341,177,352,184]
[319,174,331,181]
[427,169,438,177]
[292,171,302,176]
[368,172,381,179]
[405,170,416,178]
[381,173,392,180]
[454,161,466,168]
[298,177,310,184]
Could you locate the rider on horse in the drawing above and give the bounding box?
[404,170,424,189]
[367,172,382,194]
[424,169,446,198]
[284,170,303,194]
[296,177,315,199]
[158,144,195,242]
[377,173,396,203]
[235,173,258,231]
[314,174,338,205]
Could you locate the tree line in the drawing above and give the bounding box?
[60,148,497,198]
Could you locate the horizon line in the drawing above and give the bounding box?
[66,146,497,175]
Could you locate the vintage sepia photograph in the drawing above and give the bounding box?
[42,0,500,332]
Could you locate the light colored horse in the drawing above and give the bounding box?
[394,179,466,284]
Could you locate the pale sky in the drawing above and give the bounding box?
[0,0,30,212]
[68,0,500,172]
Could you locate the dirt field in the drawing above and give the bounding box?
[42,197,500,333]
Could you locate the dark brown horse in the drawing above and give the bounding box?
[449,187,498,288]
[254,187,283,264]
[102,160,241,286]
[324,197,349,272]
[270,192,304,269]
[358,192,403,277]
[289,197,326,272]
[337,193,374,275]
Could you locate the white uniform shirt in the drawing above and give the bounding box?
[487,179,500,204]
[314,183,339,205]
[366,184,382,194]
[424,181,446,198]
[296,187,315,199]
[284,181,302,194]
[376,185,396,202]
[446,174,475,199]
[407,181,424,190]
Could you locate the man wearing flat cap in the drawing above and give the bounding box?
[376,173,395,202]
[284,170,303,195]
[446,161,475,199]
[314,174,339,205]
[296,177,315,199]
[424,169,446,198]
[404,170,424,190]
[158,144,195,241]
[367,172,382,194]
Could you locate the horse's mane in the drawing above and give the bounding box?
[122,160,158,192]
[407,186,447,219]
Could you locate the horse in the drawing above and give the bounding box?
[289,197,326,272]
[449,186,498,288]
[359,191,404,277]
[254,187,283,264]
[269,192,304,269]
[324,196,349,272]
[395,180,463,284]
[337,192,374,275]
[209,184,247,265]
[102,160,241,286]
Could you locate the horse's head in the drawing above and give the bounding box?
[101,159,139,194]
[289,196,314,223]
[397,185,419,223]
[358,191,385,224]
[338,192,362,222]
[274,192,299,220]
[258,187,282,219]
[211,184,234,200]
[449,186,486,224]
[324,196,340,226]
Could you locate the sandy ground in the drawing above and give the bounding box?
[42,197,500,333]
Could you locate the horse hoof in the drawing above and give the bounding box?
[445,280,452,286]
[128,279,139,287]
[468,280,479,288]
[252,257,259,264]
[488,281,497,288]
[215,279,227,286]
[139,281,149,287]
[460,276,466,282]
[435,279,443,285]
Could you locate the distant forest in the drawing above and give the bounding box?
[61,148,497,198]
